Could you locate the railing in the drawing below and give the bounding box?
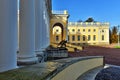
[68,22,109,26]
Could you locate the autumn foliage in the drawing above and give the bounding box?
[110,26,118,43]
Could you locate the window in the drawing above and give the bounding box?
[102,35,104,40]
[72,29,75,32]
[72,35,75,41]
[78,29,80,32]
[88,35,91,41]
[77,35,80,41]
[68,35,69,41]
[93,29,96,32]
[88,29,90,32]
[102,30,104,32]
[83,35,85,41]
[93,35,96,41]
[56,35,59,41]
[56,29,59,32]
[83,29,85,32]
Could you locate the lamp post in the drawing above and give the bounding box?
[118,25,120,46]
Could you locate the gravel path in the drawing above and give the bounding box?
[77,67,103,80]
[69,46,120,66]
[95,66,120,80]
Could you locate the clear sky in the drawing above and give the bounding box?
[52,0,120,28]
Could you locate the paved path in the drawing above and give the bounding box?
[69,46,120,66]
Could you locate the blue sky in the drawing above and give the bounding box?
[52,0,120,28]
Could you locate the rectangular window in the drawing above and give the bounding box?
[93,35,96,41]
[56,35,59,41]
[102,35,104,40]
[83,35,85,41]
[77,35,80,41]
[88,35,91,41]
[72,35,75,41]
[68,35,69,41]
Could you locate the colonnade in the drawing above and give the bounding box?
[0,0,50,72]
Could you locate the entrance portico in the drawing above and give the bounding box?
[17,0,38,64]
[0,0,51,72]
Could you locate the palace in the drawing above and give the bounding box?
[0,0,108,73]
[0,1,106,79]
[53,22,110,45]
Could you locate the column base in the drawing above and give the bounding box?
[0,64,18,72]
[17,57,38,65]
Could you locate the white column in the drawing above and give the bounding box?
[35,0,45,62]
[46,19,50,47]
[0,0,17,72]
[42,17,47,48]
[18,0,38,64]
[42,0,49,49]
[45,13,50,47]
[41,0,46,50]
[35,0,43,52]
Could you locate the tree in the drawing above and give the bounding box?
[85,17,94,22]
[111,26,118,43]
[112,26,118,34]
[77,19,83,22]
[109,29,112,44]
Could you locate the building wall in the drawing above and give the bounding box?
[53,22,110,45]
[50,10,69,44]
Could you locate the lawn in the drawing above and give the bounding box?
[114,46,120,49]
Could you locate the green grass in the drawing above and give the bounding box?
[114,46,120,49]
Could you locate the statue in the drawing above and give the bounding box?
[57,40,67,48]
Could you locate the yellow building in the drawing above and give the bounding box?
[53,22,110,45]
